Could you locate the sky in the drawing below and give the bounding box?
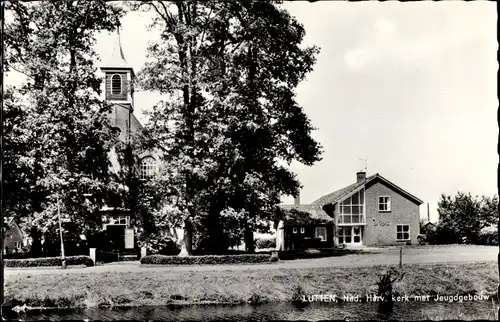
[8,1,498,223]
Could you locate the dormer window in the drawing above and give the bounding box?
[111,74,122,94]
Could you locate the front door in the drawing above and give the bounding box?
[106,225,125,250]
[352,226,362,244]
[338,226,363,246]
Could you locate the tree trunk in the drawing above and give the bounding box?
[178,219,193,256]
[244,225,255,253]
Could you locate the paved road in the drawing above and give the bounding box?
[4,245,497,276]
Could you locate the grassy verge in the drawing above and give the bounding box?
[3,262,497,309]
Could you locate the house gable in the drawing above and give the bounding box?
[312,173,422,207]
[364,179,421,245]
[7,222,23,241]
[365,175,423,206]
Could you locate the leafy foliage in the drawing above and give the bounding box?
[256,237,276,249]
[430,192,499,244]
[4,1,125,251]
[131,0,322,254]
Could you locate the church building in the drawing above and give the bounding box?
[96,31,159,253]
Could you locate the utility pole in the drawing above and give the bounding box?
[427,203,430,222]
[57,194,67,269]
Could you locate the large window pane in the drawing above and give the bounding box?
[343,206,351,214]
[352,192,359,204]
[352,206,360,214]
[360,189,364,204]
[344,215,352,224]
[352,215,360,223]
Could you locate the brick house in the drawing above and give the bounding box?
[3,218,25,255]
[276,171,423,248]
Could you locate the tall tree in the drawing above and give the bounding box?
[203,1,321,252]
[133,0,321,255]
[3,0,125,250]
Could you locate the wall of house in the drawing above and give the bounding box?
[364,181,420,246]
[3,223,24,254]
[283,224,334,249]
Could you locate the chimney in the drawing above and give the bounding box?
[356,171,366,183]
[294,192,300,205]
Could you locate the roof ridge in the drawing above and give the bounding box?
[311,172,422,206]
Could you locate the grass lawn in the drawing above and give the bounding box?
[3,261,498,309]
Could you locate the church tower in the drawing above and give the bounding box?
[100,29,135,143]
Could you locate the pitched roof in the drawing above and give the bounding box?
[311,173,423,206]
[311,174,376,206]
[279,204,333,224]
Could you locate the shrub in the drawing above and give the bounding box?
[256,237,276,249]
[417,234,427,245]
[477,231,498,246]
[4,255,94,268]
[140,254,271,265]
[269,252,280,262]
[376,268,405,303]
[291,284,307,304]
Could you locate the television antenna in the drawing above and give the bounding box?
[359,158,368,173]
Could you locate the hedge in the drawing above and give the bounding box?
[4,255,94,268]
[140,254,273,265]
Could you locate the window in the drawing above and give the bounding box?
[300,227,305,234]
[106,216,129,226]
[293,227,297,234]
[397,225,410,241]
[140,156,157,180]
[337,227,352,244]
[338,188,365,224]
[379,196,391,212]
[111,74,122,94]
[315,227,327,241]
